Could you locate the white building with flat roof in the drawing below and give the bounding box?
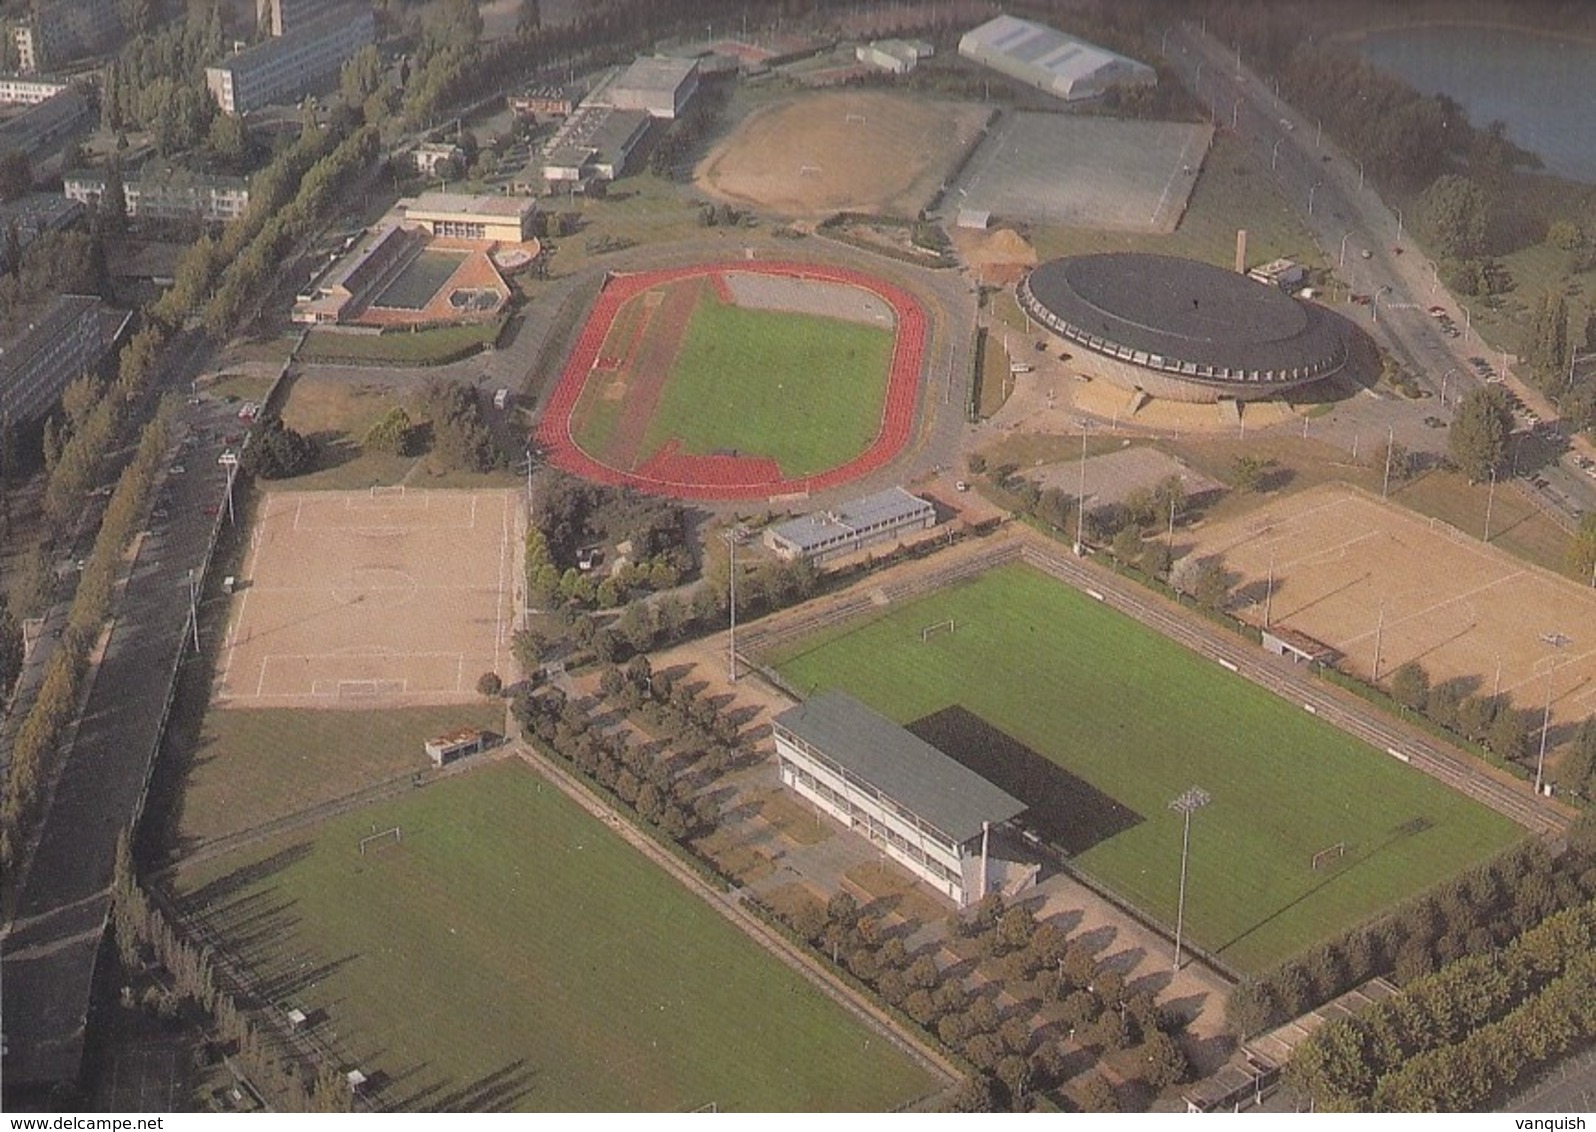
[401,192,536,243]
[764,487,935,564]
[772,691,1026,907]
[959,14,1155,103]
[0,74,71,105]
[205,3,374,115]
[596,56,699,119]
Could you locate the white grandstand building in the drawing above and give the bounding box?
[958,14,1155,103]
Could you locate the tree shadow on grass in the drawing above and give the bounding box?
[392,1059,537,1113]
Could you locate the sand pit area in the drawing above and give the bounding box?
[1187,484,1596,728]
[696,90,991,217]
[216,489,521,708]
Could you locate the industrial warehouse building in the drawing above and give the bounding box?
[205,3,374,115]
[958,14,1155,103]
[763,487,935,564]
[596,56,700,119]
[772,691,1026,908]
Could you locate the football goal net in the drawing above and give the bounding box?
[920,619,956,643]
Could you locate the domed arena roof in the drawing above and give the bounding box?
[1018,253,1347,389]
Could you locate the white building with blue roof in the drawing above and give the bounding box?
[762,486,935,565]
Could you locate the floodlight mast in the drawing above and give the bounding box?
[1170,786,1211,972]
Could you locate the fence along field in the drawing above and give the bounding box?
[770,562,1523,973]
[174,760,942,1112]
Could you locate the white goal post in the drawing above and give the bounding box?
[920,619,956,643]
[358,826,403,855]
[1310,842,1346,871]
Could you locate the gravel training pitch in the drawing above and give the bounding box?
[217,489,521,708]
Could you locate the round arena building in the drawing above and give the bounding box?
[1016,253,1349,403]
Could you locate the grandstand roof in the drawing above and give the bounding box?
[773,691,1025,844]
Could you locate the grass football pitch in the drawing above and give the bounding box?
[772,563,1524,973]
[174,759,939,1112]
[642,297,894,477]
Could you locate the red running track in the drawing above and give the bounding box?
[535,261,927,501]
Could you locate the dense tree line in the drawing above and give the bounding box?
[1,409,170,870]
[109,834,352,1112]
[201,124,379,338]
[1227,837,1596,1039]
[513,678,723,844]
[1287,898,1596,1110]
[1386,659,1536,768]
[759,887,1190,1112]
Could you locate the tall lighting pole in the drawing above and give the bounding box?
[1074,424,1089,555]
[1170,786,1211,972]
[722,525,747,682]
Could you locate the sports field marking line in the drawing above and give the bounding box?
[1337,569,1527,648]
[1149,126,1204,226]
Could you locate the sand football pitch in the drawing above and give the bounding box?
[216,489,521,709]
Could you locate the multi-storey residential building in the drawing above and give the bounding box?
[0,74,71,104]
[0,294,116,426]
[11,0,121,73]
[64,167,251,223]
[256,0,334,37]
[0,88,90,159]
[204,3,373,115]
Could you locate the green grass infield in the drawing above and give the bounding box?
[642,295,894,478]
[772,563,1524,973]
[174,759,940,1112]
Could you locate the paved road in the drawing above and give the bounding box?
[1164,23,1596,524]
[1,387,241,1089]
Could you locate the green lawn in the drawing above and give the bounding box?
[772,563,1524,973]
[642,296,895,477]
[173,761,940,1112]
[298,318,505,366]
[176,703,505,847]
[1029,133,1326,271]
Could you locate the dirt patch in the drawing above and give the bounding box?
[1185,483,1596,728]
[605,277,703,470]
[753,788,832,846]
[696,90,991,218]
[217,489,521,709]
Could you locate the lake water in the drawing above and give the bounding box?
[1357,25,1596,183]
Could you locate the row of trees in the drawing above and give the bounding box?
[1447,386,1516,483]
[110,835,352,1112]
[513,679,724,846]
[1287,897,1596,1111]
[765,885,1189,1112]
[1387,660,1537,766]
[1,408,170,871]
[1227,836,1596,1038]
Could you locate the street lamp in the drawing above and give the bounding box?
[1308,182,1321,215]
[1441,370,1454,405]
[1271,137,1283,171]
[1232,97,1241,129]
[1170,787,1211,972]
[1339,232,1352,269]
[1535,638,1569,795]
[1395,207,1404,247]
[1074,423,1090,555]
[721,524,748,682]
[1356,158,1365,192]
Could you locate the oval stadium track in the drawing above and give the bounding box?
[534,260,928,501]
